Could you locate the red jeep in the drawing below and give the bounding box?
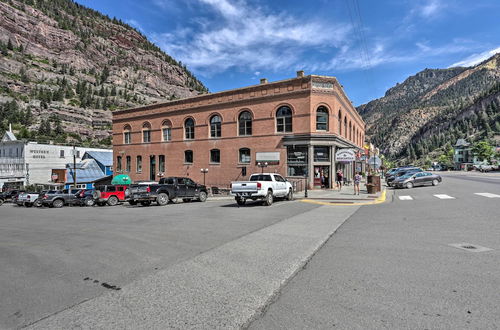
[95,185,129,206]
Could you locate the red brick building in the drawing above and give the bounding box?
[112,72,365,189]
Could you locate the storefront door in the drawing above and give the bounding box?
[313,166,330,189]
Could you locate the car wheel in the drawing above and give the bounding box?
[236,197,246,206]
[128,200,137,206]
[34,199,42,207]
[432,179,439,186]
[140,201,151,206]
[157,193,169,206]
[85,198,95,206]
[286,188,293,201]
[264,191,273,206]
[406,182,414,189]
[53,199,64,208]
[107,196,119,206]
[198,191,207,202]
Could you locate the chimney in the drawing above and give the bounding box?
[260,78,268,84]
[296,70,304,77]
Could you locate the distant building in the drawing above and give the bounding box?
[453,138,474,170]
[0,129,111,190]
[64,151,113,189]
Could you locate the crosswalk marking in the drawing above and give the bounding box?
[433,194,455,199]
[398,196,413,200]
[474,193,500,198]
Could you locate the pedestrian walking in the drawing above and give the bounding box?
[354,172,361,195]
[336,169,343,191]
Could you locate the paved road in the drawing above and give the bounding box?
[250,173,500,329]
[0,198,322,329]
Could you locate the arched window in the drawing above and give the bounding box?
[123,125,131,144]
[184,150,193,163]
[210,115,222,138]
[185,118,195,140]
[162,120,171,142]
[344,117,347,138]
[142,122,151,143]
[338,111,342,135]
[276,106,292,133]
[239,148,251,163]
[349,122,352,141]
[316,106,328,131]
[210,149,220,163]
[238,111,252,136]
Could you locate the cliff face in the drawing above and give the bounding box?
[0,0,207,145]
[358,53,500,161]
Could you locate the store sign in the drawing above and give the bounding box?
[335,149,356,162]
[256,152,280,165]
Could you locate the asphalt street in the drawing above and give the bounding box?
[250,172,500,329]
[0,198,321,329]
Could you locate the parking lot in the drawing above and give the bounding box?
[0,198,319,329]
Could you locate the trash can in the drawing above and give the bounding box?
[366,183,376,194]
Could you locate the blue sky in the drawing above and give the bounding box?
[76,0,500,106]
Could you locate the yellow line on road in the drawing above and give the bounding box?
[299,189,387,206]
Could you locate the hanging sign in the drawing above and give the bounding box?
[335,149,356,162]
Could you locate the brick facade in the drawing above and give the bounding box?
[112,73,365,189]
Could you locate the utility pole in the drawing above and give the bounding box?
[73,145,77,190]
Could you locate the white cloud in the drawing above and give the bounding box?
[151,0,351,74]
[125,19,144,33]
[449,47,500,67]
[420,0,442,18]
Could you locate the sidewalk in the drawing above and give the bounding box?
[295,180,386,205]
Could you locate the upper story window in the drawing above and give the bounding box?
[276,106,292,133]
[158,155,165,173]
[238,111,252,136]
[60,150,65,158]
[123,125,131,144]
[117,156,122,172]
[162,120,171,142]
[142,122,151,143]
[185,118,195,140]
[210,115,222,138]
[344,117,347,138]
[239,148,251,163]
[338,111,342,135]
[349,122,352,140]
[210,149,221,163]
[316,106,329,131]
[184,150,193,163]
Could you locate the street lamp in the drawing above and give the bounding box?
[257,162,268,173]
[200,168,208,185]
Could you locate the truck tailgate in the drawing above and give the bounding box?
[231,181,258,193]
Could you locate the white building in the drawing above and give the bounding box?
[0,129,111,190]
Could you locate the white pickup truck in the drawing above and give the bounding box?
[231,173,293,206]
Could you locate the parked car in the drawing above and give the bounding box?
[16,192,43,207]
[231,173,293,206]
[41,189,82,208]
[0,190,24,205]
[74,189,99,206]
[386,168,422,187]
[128,177,208,206]
[393,172,442,189]
[94,185,129,206]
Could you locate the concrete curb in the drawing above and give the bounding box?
[27,205,360,329]
[298,188,387,206]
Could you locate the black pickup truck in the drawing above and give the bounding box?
[41,189,82,208]
[128,177,208,206]
[0,190,24,206]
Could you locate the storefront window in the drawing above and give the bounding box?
[314,146,329,162]
[287,146,308,177]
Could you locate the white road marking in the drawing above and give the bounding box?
[474,193,500,198]
[398,196,413,200]
[434,194,455,199]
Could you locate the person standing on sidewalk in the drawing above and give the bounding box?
[354,172,361,195]
[336,169,343,191]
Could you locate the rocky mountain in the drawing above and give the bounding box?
[0,0,207,146]
[358,53,500,163]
